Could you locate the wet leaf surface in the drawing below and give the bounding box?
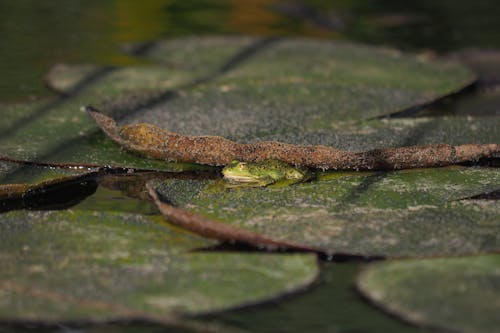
[0,38,250,172]
[152,167,500,257]
[0,210,318,322]
[357,254,500,333]
[0,161,99,212]
[1,36,477,179]
[118,37,475,143]
[0,160,91,186]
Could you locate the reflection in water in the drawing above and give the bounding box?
[0,174,98,213]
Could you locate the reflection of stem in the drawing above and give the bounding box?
[88,106,499,171]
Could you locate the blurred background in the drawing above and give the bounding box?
[1,0,500,102]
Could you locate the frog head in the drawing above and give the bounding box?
[222,160,309,187]
[222,160,277,186]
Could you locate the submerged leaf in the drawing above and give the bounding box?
[357,255,500,333]
[0,210,318,322]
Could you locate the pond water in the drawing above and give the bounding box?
[2,0,500,102]
[1,1,499,332]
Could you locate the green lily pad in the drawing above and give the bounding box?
[0,37,476,183]
[0,210,318,322]
[451,49,500,84]
[217,262,431,333]
[0,99,182,173]
[0,160,100,212]
[134,36,263,78]
[263,115,499,152]
[117,37,474,142]
[152,167,500,257]
[0,39,252,172]
[43,63,102,94]
[357,254,500,333]
[0,160,93,185]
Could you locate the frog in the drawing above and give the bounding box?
[222,160,311,187]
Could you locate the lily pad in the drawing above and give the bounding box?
[0,39,253,171]
[216,262,431,333]
[0,160,100,212]
[0,89,210,173]
[117,37,474,142]
[0,160,93,186]
[43,63,103,94]
[357,254,500,333]
[151,167,500,257]
[451,48,500,84]
[0,36,480,179]
[0,210,318,322]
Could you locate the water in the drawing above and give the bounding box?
[2,0,500,102]
[1,1,499,332]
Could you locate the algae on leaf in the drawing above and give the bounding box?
[0,210,318,322]
[120,37,475,142]
[0,37,477,172]
[151,167,500,257]
[357,255,500,333]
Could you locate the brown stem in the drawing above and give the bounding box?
[87,106,499,171]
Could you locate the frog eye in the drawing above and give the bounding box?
[238,163,247,170]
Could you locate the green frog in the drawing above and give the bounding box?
[222,160,311,187]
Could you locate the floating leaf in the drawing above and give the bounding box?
[0,160,99,212]
[0,160,92,185]
[0,210,318,322]
[357,254,500,333]
[0,96,188,172]
[0,39,243,171]
[120,37,475,142]
[43,63,102,94]
[0,37,478,173]
[151,167,500,257]
[451,49,500,84]
[216,262,430,333]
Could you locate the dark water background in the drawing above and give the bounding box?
[1,1,499,332]
[2,0,500,102]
